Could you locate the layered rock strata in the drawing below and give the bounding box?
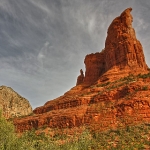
[14,77,150,132]
[0,86,32,118]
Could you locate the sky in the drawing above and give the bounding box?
[0,0,150,109]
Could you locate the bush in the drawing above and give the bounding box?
[142,86,148,91]
[137,73,150,79]
[0,109,150,150]
[0,111,21,150]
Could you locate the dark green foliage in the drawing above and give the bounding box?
[0,111,22,150]
[97,82,111,87]
[91,124,150,149]
[122,75,135,82]
[142,86,149,91]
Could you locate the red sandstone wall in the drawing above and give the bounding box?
[105,8,147,72]
[81,8,148,85]
[83,52,105,85]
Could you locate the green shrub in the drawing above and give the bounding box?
[137,73,150,79]
[0,109,150,150]
[0,111,21,150]
[97,82,110,87]
[142,86,148,91]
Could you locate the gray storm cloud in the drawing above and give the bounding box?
[0,0,149,108]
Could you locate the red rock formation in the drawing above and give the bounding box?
[82,8,148,85]
[14,8,150,133]
[104,7,147,72]
[76,69,84,85]
[14,74,150,132]
[83,52,105,85]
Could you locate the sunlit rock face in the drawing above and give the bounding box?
[83,8,148,85]
[0,86,32,118]
[14,8,150,133]
[104,8,147,72]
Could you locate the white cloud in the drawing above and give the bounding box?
[2,30,22,47]
[29,0,51,14]
[135,18,149,31]
[37,41,50,67]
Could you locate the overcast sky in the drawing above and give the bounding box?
[0,0,150,109]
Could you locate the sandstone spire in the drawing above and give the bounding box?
[81,8,148,85]
[14,8,150,133]
[76,69,84,85]
[105,7,147,72]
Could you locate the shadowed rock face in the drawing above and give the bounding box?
[14,8,150,133]
[76,69,84,85]
[82,8,148,85]
[83,52,105,85]
[0,86,32,118]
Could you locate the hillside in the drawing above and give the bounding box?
[0,85,32,118]
[14,8,150,134]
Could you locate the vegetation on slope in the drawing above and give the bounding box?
[1,73,150,149]
[1,110,150,150]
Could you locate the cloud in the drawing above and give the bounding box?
[0,0,149,108]
[136,18,149,30]
[29,0,52,15]
[37,41,50,66]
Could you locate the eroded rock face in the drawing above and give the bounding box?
[14,78,150,132]
[14,8,150,133]
[84,52,105,85]
[105,7,147,72]
[76,69,84,85]
[0,86,32,118]
[82,8,148,85]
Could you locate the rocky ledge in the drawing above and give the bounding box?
[0,86,32,118]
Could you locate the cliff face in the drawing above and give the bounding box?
[104,7,147,72]
[77,8,148,85]
[0,86,32,118]
[83,52,105,85]
[14,76,150,132]
[14,8,150,133]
